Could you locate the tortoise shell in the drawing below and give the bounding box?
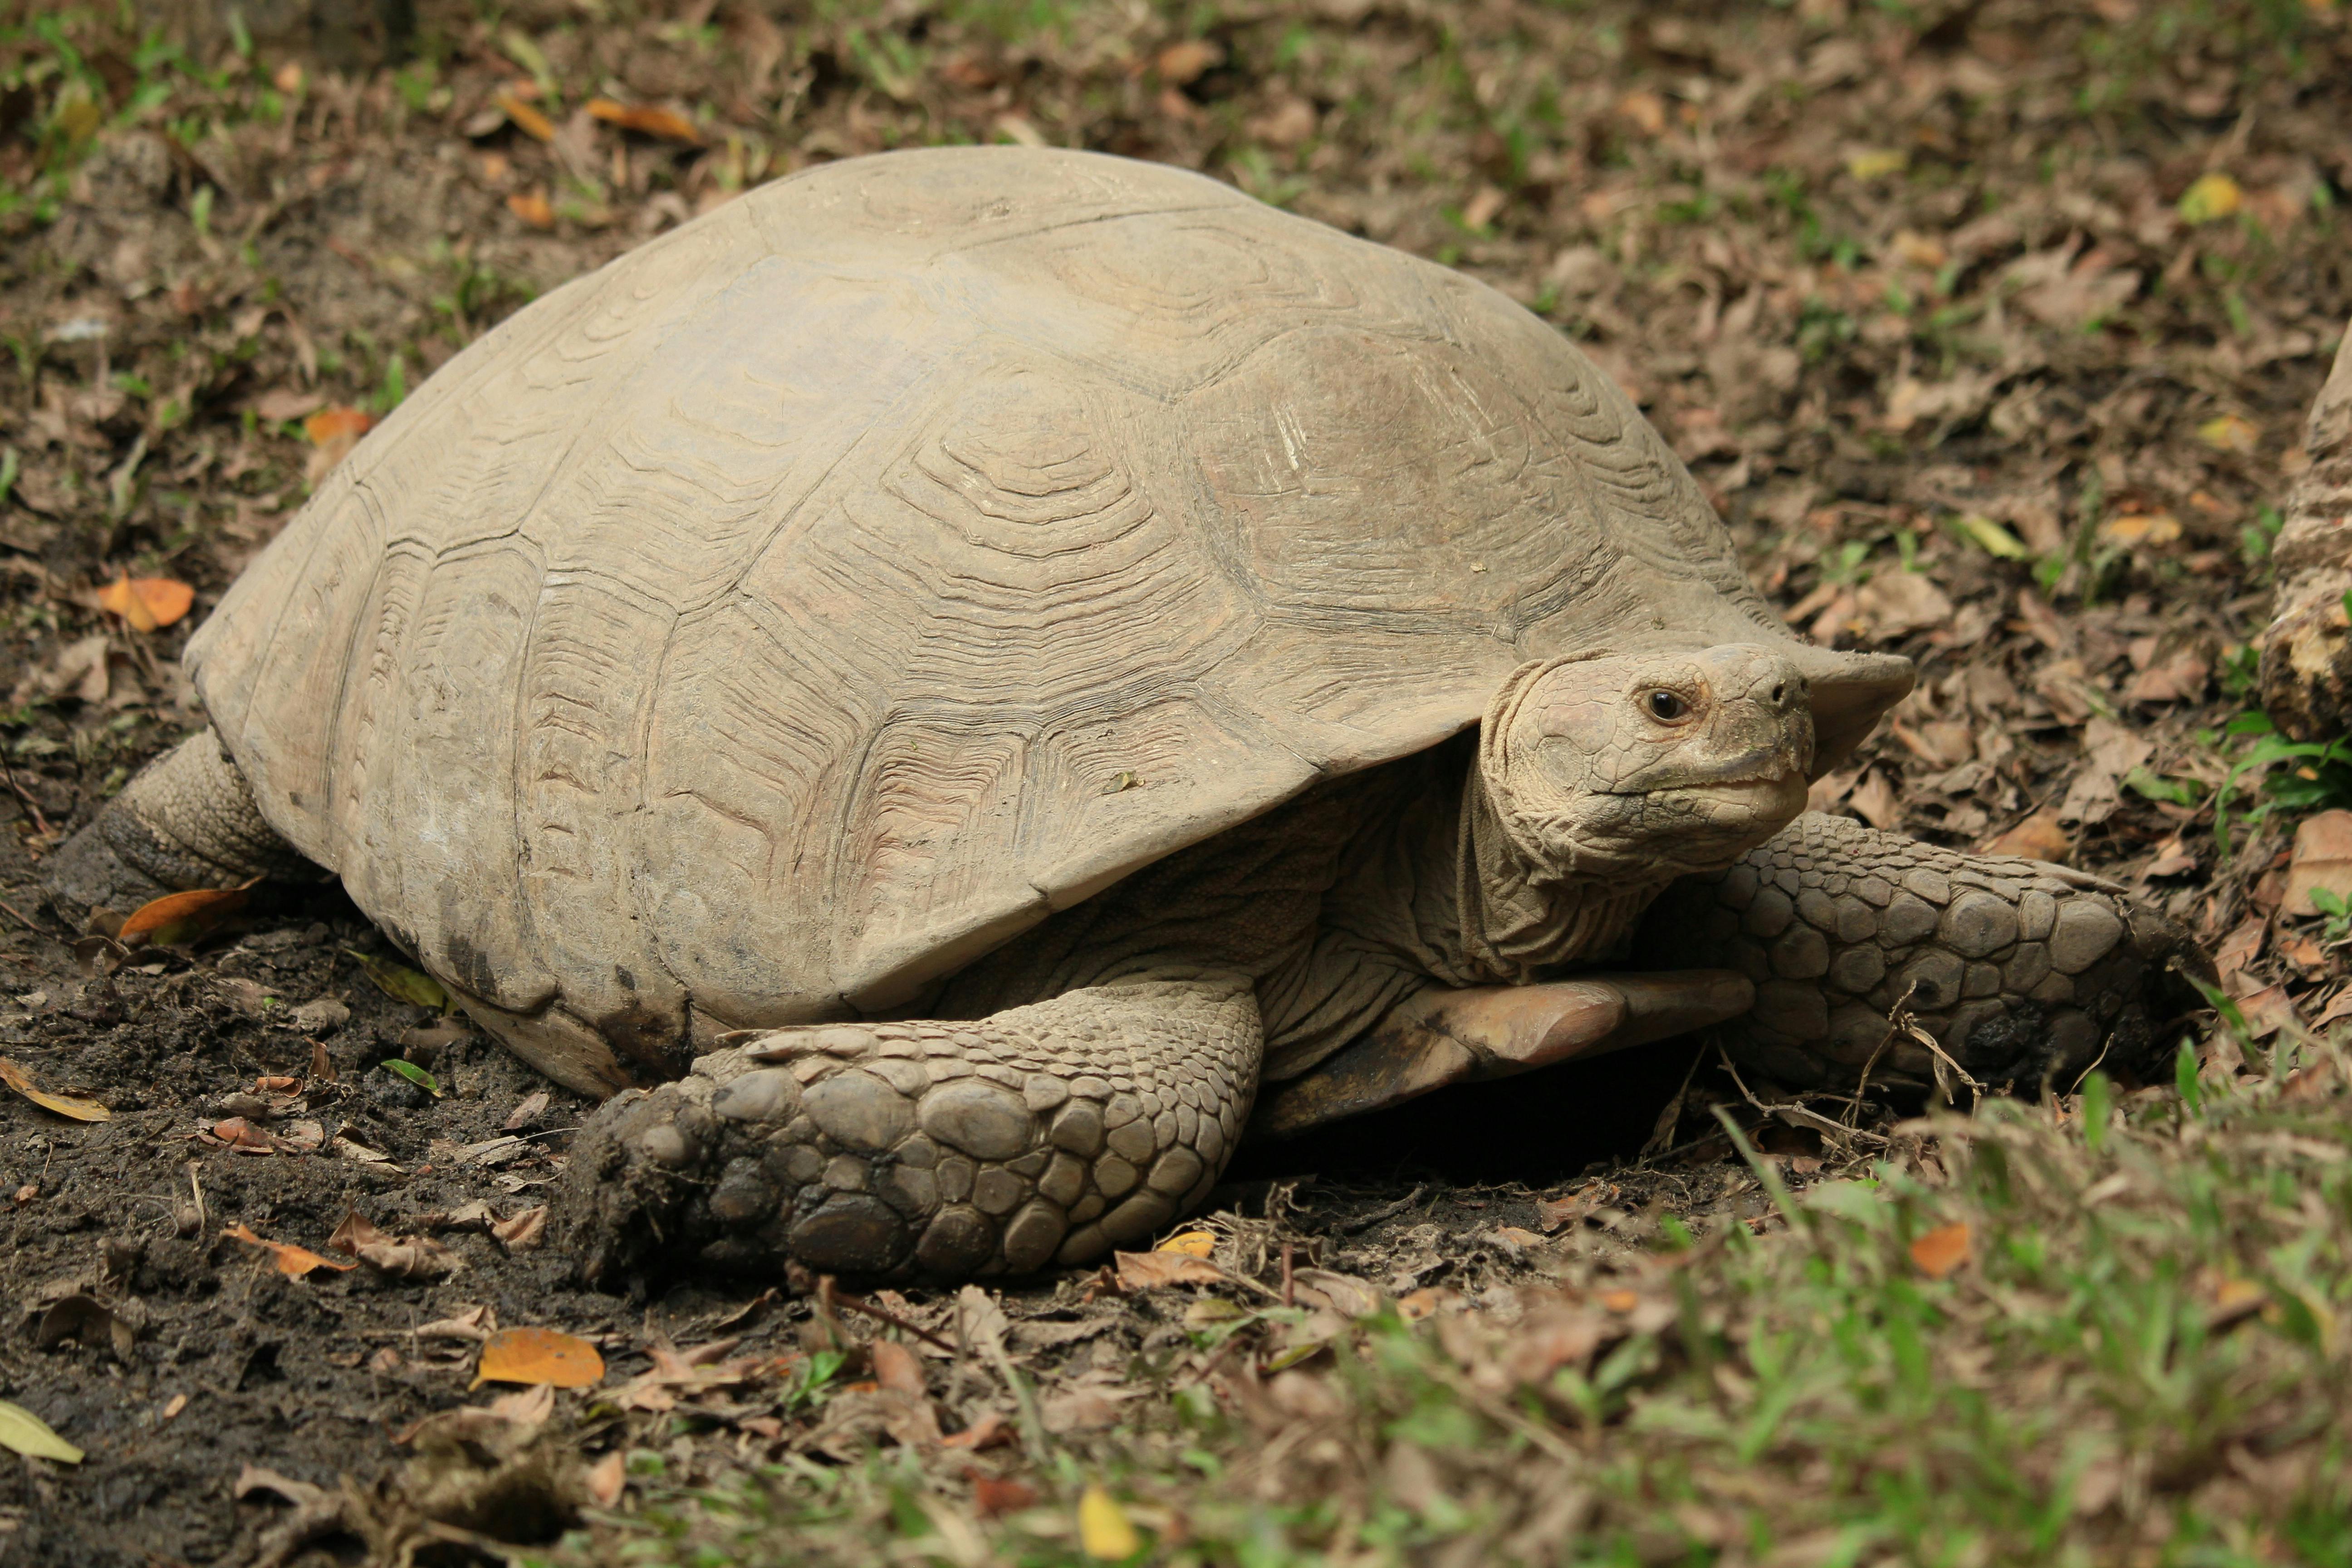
[186,147,1906,1093]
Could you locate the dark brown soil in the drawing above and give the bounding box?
[1,0,2349,1561]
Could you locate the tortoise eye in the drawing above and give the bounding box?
[1644,690,1688,722]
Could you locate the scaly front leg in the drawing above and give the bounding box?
[559,976,1260,1284]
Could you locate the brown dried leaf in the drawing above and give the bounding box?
[491,1205,548,1251]
[1114,1250,1225,1291]
[1982,810,2072,864]
[2283,809,2352,917]
[119,885,249,947]
[222,1222,355,1278]
[584,98,702,143]
[0,1058,109,1122]
[495,90,556,142]
[585,1450,626,1509]
[1910,1221,1971,1279]
[95,573,194,632]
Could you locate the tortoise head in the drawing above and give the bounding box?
[1479,644,1822,882]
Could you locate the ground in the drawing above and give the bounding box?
[1,1,2351,1564]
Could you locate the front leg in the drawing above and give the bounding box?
[557,976,1259,1284]
[1636,813,2215,1093]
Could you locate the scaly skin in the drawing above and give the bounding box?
[45,729,311,919]
[1636,812,2214,1092]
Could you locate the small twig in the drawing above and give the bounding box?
[1849,982,1919,1125]
[1279,1241,1294,1309]
[0,755,53,841]
[187,1161,207,1234]
[1337,1183,1426,1235]
[812,1274,959,1355]
[0,898,51,936]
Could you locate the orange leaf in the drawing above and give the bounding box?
[303,406,373,446]
[1910,1221,1972,1279]
[96,573,195,632]
[585,98,703,144]
[1156,1230,1216,1258]
[120,885,250,947]
[0,1058,110,1122]
[973,1473,1037,1517]
[475,1326,605,1389]
[506,190,556,230]
[222,1223,355,1278]
[496,91,556,142]
[1113,1250,1223,1291]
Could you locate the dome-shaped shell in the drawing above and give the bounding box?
[186,147,1906,1093]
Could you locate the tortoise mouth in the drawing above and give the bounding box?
[1602,746,1807,796]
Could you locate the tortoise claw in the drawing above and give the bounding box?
[1250,970,1753,1137]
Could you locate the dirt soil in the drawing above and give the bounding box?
[0,0,2348,1562]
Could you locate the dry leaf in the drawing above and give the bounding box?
[495,90,556,141]
[1114,1250,1225,1291]
[303,406,372,446]
[1155,1230,1215,1258]
[1981,810,2072,864]
[119,885,250,947]
[96,573,194,632]
[491,1205,548,1250]
[502,1090,549,1131]
[2283,809,2352,917]
[507,190,555,229]
[1153,39,1220,83]
[474,1326,604,1389]
[1848,770,1901,831]
[2099,512,2181,547]
[1910,1221,1971,1279]
[585,1450,626,1508]
[870,1338,925,1397]
[1078,1483,1142,1559]
[942,1410,1015,1452]
[1615,88,1667,136]
[1845,147,1908,180]
[0,1058,110,1122]
[972,1473,1036,1517]
[584,98,702,143]
[222,1222,356,1278]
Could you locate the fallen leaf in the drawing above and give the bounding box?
[0,1401,82,1464]
[36,1294,132,1358]
[1156,1230,1216,1258]
[870,1338,926,1397]
[379,1058,442,1096]
[1078,1483,1142,1559]
[475,1326,604,1389]
[96,573,195,632]
[1910,1221,1971,1279]
[1153,39,1220,83]
[2177,170,2242,224]
[160,1393,186,1420]
[1848,770,1901,831]
[942,1410,1015,1452]
[348,950,449,1009]
[0,1058,110,1122]
[1845,147,1908,180]
[251,386,325,422]
[492,1205,548,1250]
[495,90,556,142]
[1114,1250,1225,1291]
[1853,570,1953,640]
[972,1473,1037,1517]
[222,1222,356,1278]
[584,98,702,143]
[209,1116,276,1152]
[2099,511,2181,548]
[585,1450,626,1508]
[302,406,372,446]
[2283,809,2352,917]
[502,1089,549,1131]
[119,885,250,947]
[507,189,555,229]
[2197,413,2260,454]
[1949,513,2031,559]
[2215,914,2267,984]
[1981,810,2072,864]
[1615,88,1667,136]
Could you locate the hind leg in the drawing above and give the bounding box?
[558,974,1262,1286]
[1636,812,2215,1093]
[45,729,309,920]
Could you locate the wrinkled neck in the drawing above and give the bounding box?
[1447,768,1666,985]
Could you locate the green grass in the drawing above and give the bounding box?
[531,1024,2352,1568]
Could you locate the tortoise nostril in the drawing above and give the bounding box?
[1770,681,1787,705]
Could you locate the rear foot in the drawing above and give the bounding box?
[45,729,308,922]
[1636,813,2215,1094]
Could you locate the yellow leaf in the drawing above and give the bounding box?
[2099,512,2182,547]
[0,1058,109,1122]
[0,1401,82,1464]
[97,573,196,632]
[221,1223,357,1278]
[303,406,373,446]
[1156,1230,1216,1258]
[1949,513,2030,560]
[2178,171,2242,224]
[585,98,703,144]
[496,90,557,142]
[475,1326,605,1389]
[2197,413,2259,454]
[1078,1484,1141,1560]
[1845,148,1908,181]
[1910,1220,1971,1279]
[120,884,251,947]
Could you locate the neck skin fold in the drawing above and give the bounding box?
[1446,767,1665,986]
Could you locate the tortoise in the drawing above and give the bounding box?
[48,147,2207,1281]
